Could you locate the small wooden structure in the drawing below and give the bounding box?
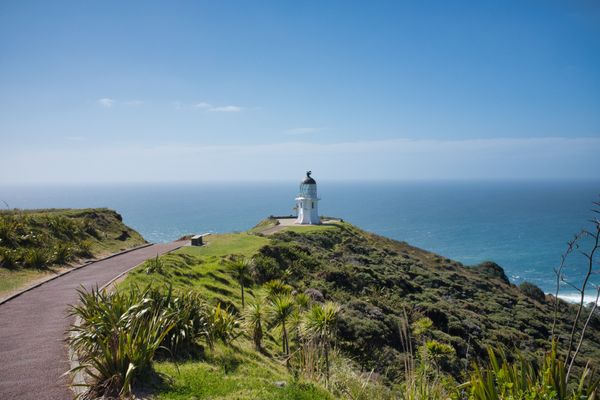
[191,233,211,246]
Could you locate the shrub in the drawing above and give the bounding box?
[472,261,510,284]
[519,281,546,302]
[23,247,49,269]
[47,215,77,240]
[412,317,434,338]
[68,286,177,398]
[144,255,164,275]
[419,340,455,373]
[326,351,395,400]
[264,279,293,299]
[467,341,600,400]
[0,215,21,247]
[251,254,282,283]
[149,287,209,356]
[52,243,73,265]
[76,239,94,258]
[0,247,19,269]
[206,304,240,349]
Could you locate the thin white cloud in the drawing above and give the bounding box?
[191,102,243,112]
[284,127,321,135]
[209,105,243,112]
[97,98,115,108]
[96,98,144,108]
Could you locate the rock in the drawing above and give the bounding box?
[304,288,324,302]
[473,261,510,284]
[273,381,287,388]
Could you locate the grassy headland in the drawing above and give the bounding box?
[71,218,599,399]
[0,208,145,298]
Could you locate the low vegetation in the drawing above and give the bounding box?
[67,212,600,399]
[0,208,145,297]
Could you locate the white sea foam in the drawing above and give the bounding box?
[556,293,599,305]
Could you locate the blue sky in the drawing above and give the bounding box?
[1,1,599,182]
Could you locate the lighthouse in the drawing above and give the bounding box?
[295,171,321,225]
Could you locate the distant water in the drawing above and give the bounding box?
[1,181,598,298]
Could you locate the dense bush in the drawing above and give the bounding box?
[23,247,50,269]
[519,281,546,302]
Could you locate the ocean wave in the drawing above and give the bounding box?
[556,293,599,305]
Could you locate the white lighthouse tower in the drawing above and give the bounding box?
[295,171,321,225]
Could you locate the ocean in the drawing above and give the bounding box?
[1,181,598,299]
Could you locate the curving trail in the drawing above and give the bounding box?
[0,241,185,400]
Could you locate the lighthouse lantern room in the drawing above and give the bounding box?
[295,171,321,225]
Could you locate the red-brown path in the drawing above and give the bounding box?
[0,241,185,400]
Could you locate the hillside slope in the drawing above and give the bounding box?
[0,208,146,297]
[255,221,600,380]
[113,219,600,398]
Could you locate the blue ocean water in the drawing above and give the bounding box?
[1,181,598,296]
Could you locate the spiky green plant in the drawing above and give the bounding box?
[52,243,73,265]
[269,293,295,355]
[243,296,266,351]
[295,292,311,312]
[147,286,209,356]
[46,215,77,240]
[0,247,18,269]
[467,341,600,400]
[0,214,21,247]
[68,285,177,398]
[144,254,164,275]
[76,239,94,258]
[419,340,455,374]
[206,304,240,349]
[264,279,293,299]
[303,302,340,384]
[23,247,49,269]
[228,256,254,308]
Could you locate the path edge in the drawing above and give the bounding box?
[0,243,153,306]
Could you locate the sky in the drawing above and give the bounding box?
[0,0,599,183]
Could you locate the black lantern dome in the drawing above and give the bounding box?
[302,171,316,184]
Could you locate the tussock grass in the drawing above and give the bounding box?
[0,208,145,296]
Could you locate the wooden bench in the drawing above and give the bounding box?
[191,233,211,246]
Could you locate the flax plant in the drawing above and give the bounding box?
[68,285,177,398]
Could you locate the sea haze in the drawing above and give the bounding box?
[1,180,598,298]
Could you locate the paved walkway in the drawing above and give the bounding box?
[260,218,338,235]
[0,241,185,400]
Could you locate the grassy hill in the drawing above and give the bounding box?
[0,208,146,297]
[104,219,600,399]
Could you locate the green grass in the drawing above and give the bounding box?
[248,217,280,234]
[178,233,269,258]
[117,231,335,399]
[0,268,58,295]
[151,341,332,400]
[0,208,145,298]
[278,223,341,234]
[121,233,268,309]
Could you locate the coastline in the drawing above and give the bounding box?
[556,292,599,305]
